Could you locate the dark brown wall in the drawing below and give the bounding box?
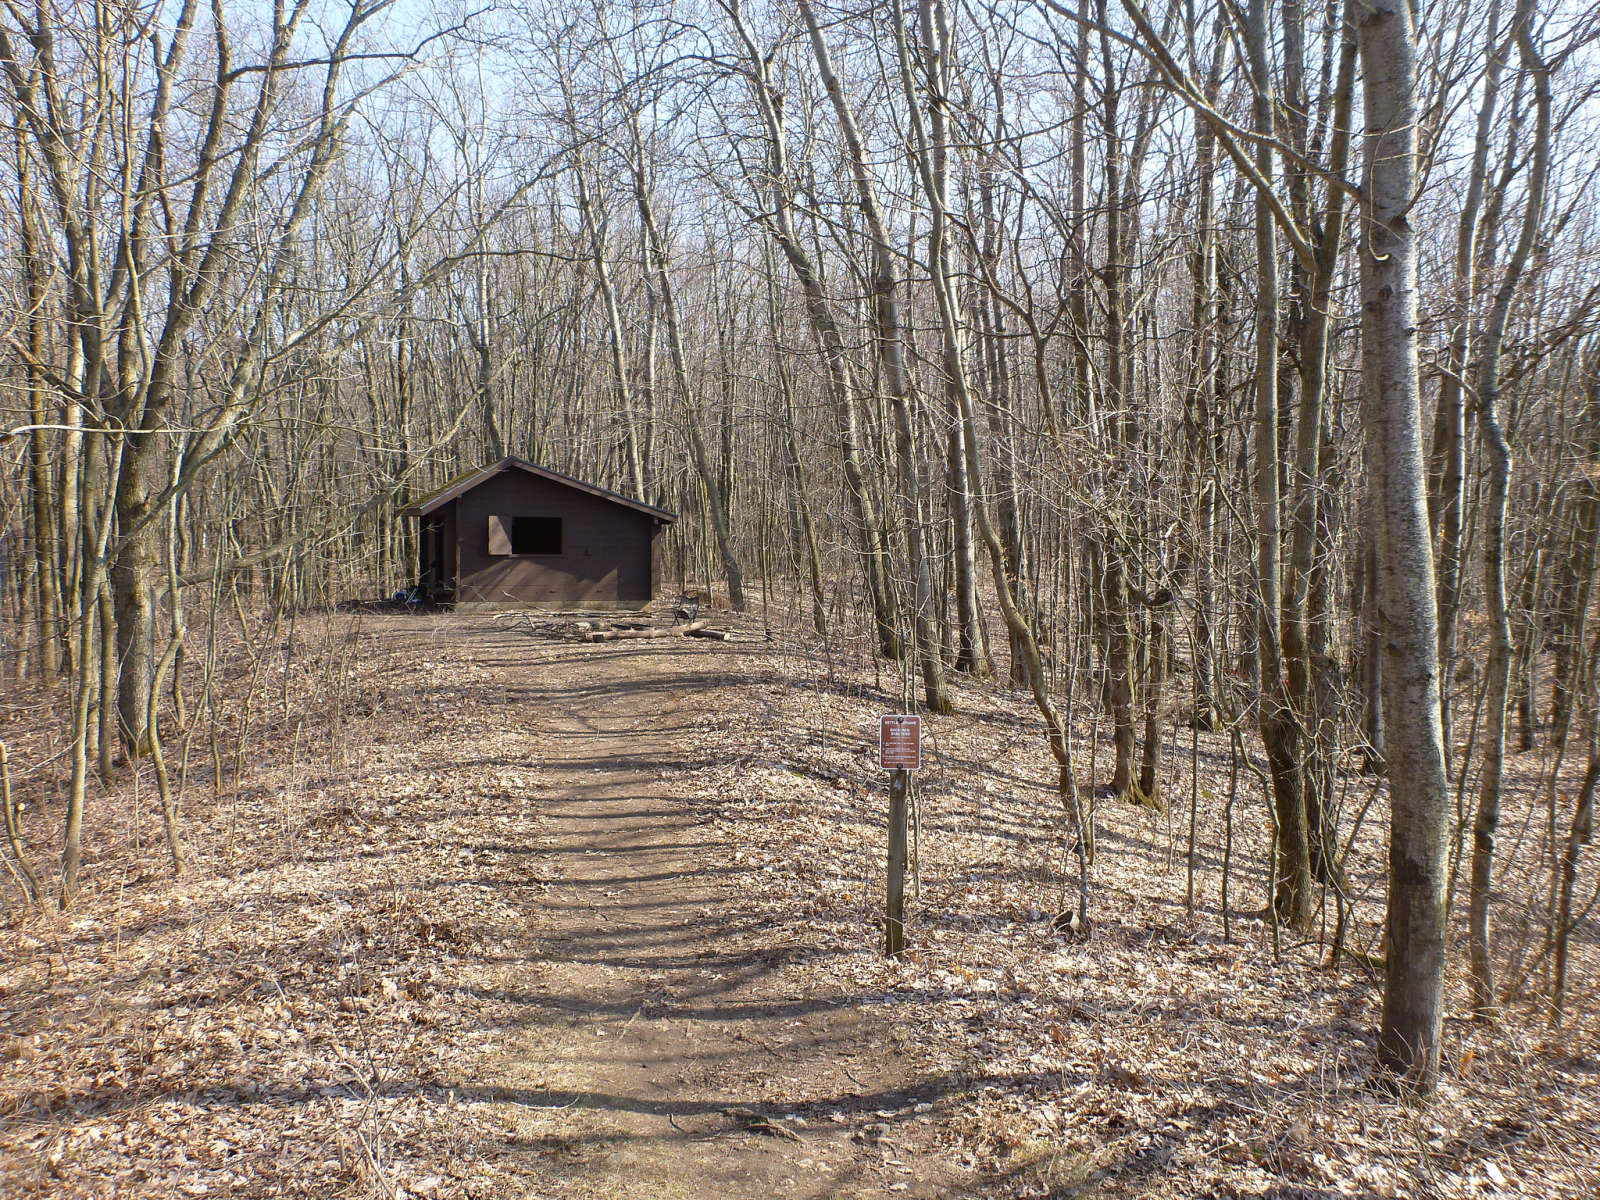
[450,469,657,606]
[444,502,458,587]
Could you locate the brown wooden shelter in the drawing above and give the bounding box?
[401,458,676,609]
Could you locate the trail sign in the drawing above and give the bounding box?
[878,714,921,771]
[878,714,920,958]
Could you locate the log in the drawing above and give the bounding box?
[585,619,711,643]
[687,627,733,641]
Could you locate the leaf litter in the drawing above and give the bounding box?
[0,604,1595,1198]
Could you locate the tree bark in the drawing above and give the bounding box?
[1358,0,1452,1090]
[1547,349,1600,752]
[1552,744,1599,1025]
[16,126,60,683]
[1468,0,1550,1018]
[1096,0,1141,796]
[1245,0,1311,930]
[1429,0,1507,728]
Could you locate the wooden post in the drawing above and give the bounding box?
[886,767,909,957]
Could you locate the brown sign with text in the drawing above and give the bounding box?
[878,714,921,770]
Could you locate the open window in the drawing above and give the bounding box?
[488,515,562,556]
[512,517,562,555]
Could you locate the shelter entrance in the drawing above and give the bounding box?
[418,515,452,603]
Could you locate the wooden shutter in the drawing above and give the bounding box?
[487,515,511,556]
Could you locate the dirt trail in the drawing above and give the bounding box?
[452,628,965,1199]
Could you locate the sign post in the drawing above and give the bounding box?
[878,715,921,957]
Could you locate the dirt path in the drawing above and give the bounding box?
[445,627,966,1199]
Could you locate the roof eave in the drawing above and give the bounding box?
[400,457,678,523]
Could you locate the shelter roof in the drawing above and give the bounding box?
[400,457,677,523]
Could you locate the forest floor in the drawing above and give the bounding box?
[1,604,1597,1198]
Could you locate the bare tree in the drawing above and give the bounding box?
[1357,0,1453,1090]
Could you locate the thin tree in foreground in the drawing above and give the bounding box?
[1357,0,1452,1091]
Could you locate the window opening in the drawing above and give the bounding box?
[511,516,562,555]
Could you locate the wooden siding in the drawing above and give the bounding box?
[450,468,658,607]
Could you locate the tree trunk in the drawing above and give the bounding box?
[948,418,990,677]
[975,166,1032,687]
[98,573,120,781]
[1183,27,1225,729]
[801,0,950,712]
[1096,0,1140,796]
[1358,0,1452,1091]
[1138,605,1170,807]
[1245,0,1311,930]
[1552,745,1599,1025]
[111,470,161,757]
[631,157,746,612]
[576,157,648,501]
[1547,350,1600,751]
[1468,0,1550,1018]
[17,131,61,683]
[1274,4,1359,888]
[895,0,1089,925]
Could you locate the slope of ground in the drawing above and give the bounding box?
[1,606,1596,1198]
